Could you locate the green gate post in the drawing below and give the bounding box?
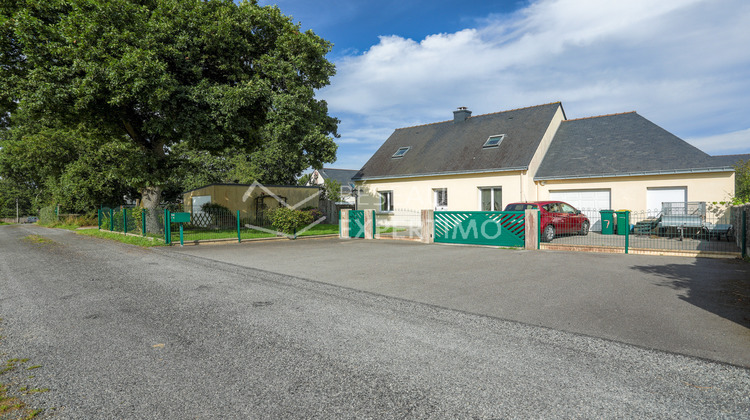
[164,209,170,244]
[179,222,184,246]
[142,209,146,236]
[537,210,541,250]
[624,211,630,254]
[123,208,128,234]
[168,210,172,245]
[743,209,747,258]
[109,208,114,231]
[237,210,241,243]
[98,208,101,230]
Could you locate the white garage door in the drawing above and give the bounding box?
[550,189,611,232]
[647,187,686,216]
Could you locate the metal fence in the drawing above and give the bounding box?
[543,208,739,255]
[98,207,170,238]
[375,209,422,240]
[99,206,338,244]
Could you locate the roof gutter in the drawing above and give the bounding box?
[534,166,735,181]
[353,166,529,182]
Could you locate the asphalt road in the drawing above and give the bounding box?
[175,236,750,368]
[1,225,749,418]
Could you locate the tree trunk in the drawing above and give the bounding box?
[141,185,163,234]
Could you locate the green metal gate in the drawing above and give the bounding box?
[434,211,525,247]
[349,210,366,238]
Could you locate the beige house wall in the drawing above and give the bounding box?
[183,184,320,220]
[356,171,525,213]
[522,105,566,201]
[533,171,735,213]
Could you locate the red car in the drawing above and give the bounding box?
[504,201,590,242]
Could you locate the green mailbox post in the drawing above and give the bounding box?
[616,210,631,235]
[600,210,615,235]
[170,212,191,246]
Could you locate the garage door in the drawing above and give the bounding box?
[550,189,611,232]
[647,187,686,216]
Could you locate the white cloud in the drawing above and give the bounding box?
[686,128,750,156]
[321,0,750,166]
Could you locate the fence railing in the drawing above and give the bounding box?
[542,209,740,255]
[375,210,422,239]
[99,206,338,244]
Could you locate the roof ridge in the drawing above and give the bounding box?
[564,111,637,122]
[394,101,563,130]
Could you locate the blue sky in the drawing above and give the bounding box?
[258,0,750,170]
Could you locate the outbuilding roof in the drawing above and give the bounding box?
[535,112,732,180]
[316,168,358,186]
[353,102,563,181]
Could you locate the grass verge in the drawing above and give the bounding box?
[76,229,166,247]
[173,223,340,242]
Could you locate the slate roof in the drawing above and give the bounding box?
[711,154,750,167]
[535,112,733,180]
[353,103,563,180]
[317,168,358,186]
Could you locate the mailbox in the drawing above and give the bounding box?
[170,212,191,223]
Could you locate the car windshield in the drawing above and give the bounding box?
[504,203,538,211]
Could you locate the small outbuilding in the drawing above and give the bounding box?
[182,183,321,226]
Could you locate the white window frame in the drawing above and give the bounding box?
[483,134,505,148]
[379,190,394,213]
[392,147,410,158]
[434,188,448,210]
[478,187,502,211]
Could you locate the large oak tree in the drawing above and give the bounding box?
[0,0,338,217]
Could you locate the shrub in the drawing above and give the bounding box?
[268,207,314,235]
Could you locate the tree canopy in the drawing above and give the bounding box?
[0,0,338,213]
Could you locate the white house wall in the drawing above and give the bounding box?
[534,171,735,214]
[356,171,526,213]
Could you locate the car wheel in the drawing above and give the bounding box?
[579,220,590,236]
[542,224,555,242]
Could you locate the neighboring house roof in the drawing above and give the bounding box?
[353,102,564,181]
[316,168,358,186]
[535,112,732,180]
[711,154,750,167]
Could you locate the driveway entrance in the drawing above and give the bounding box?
[170,238,750,367]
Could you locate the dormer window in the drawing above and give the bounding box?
[392,147,410,158]
[483,134,505,148]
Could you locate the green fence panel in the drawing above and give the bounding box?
[434,211,525,247]
[349,210,365,238]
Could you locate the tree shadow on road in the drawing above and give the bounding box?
[632,258,750,329]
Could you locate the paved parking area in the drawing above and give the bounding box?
[171,237,750,367]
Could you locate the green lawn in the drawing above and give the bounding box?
[76,229,165,247]
[172,223,340,242]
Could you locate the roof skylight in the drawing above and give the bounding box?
[483,134,505,148]
[392,147,410,158]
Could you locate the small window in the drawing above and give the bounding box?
[392,147,410,158]
[379,191,393,212]
[483,134,505,148]
[434,188,447,210]
[479,187,502,211]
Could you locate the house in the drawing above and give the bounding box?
[183,183,320,225]
[353,103,736,230]
[711,154,750,168]
[307,168,358,205]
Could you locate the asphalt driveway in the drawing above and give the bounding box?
[172,237,750,367]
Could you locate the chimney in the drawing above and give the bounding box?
[453,106,471,123]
